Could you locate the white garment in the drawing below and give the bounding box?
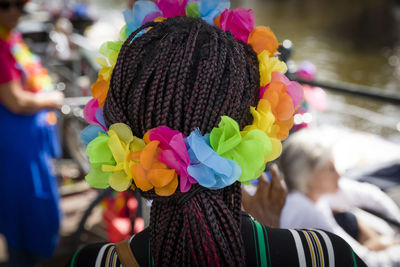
[281,184,400,267]
[327,178,400,224]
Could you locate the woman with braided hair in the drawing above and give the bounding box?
[71,1,366,266]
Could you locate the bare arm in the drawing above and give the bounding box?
[0,80,64,114]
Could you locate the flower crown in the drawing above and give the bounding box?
[81,0,304,196]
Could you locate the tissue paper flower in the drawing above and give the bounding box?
[210,116,271,183]
[258,50,287,87]
[97,41,123,79]
[83,98,106,131]
[198,0,230,25]
[217,8,255,43]
[155,0,189,18]
[128,140,178,196]
[241,101,282,162]
[186,130,241,189]
[124,1,162,36]
[101,123,145,191]
[146,126,196,192]
[91,76,109,107]
[85,133,115,189]
[185,1,200,18]
[85,123,146,192]
[261,81,294,121]
[273,117,294,140]
[248,26,280,55]
[271,71,304,109]
[80,125,106,146]
[242,100,275,135]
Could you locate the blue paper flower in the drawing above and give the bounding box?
[123,1,162,37]
[95,108,106,129]
[198,0,230,25]
[186,129,241,189]
[80,125,106,146]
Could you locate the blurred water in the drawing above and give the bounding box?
[89,0,400,140]
[234,0,400,140]
[237,0,400,91]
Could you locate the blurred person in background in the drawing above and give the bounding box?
[0,0,64,266]
[279,128,400,266]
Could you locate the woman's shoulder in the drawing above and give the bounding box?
[71,215,366,267]
[241,212,367,267]
[69,228,150,267]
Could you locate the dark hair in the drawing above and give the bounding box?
[104,17,259,266]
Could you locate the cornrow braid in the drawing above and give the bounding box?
[103,17,259,266]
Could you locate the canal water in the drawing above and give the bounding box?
[89,0,400,140]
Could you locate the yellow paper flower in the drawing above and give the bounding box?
[242,100,275,135]
[94,41,123,81]
[241,100,283,163]
[94,57,113,81]
[258,50,287,87]
[101,123,145,191]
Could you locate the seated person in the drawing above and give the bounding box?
[280,128,400,266]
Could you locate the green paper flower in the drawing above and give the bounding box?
[85,133,115,188]
[85,123,146,191]
[210,116,272,183]
[186,2,200,18]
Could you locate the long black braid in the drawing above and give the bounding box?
[104,17,259,266]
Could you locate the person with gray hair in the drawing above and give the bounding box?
[279,128,400,267]
[279,128,338,200]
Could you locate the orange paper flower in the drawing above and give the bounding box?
[273,117,294,140]
[128,140,178,196]
[248,26,280,55]
[261,81,294,121]
[91,77,110,107]
[214,14,221,27]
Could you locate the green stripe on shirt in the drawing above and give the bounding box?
[70,247,83,267]
[253,220,268,267]
[262,224,272,267]
[250,218,261,267]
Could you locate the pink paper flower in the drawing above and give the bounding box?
[84,98,107,131]
[146,126,196,192]
[155,0,189,18]
[218,8,255,43]
[259,84,269,100]
[270,72,304,109]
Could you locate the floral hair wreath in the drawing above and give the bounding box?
[81,0,304,196]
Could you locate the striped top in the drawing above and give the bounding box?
[70,212,366,267]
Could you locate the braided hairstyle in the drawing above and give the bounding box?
[104,17,259,266]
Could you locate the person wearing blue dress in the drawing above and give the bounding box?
[0,0,64,266]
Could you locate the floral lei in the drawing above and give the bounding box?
[82,0,304,196]
[0,27,53,93]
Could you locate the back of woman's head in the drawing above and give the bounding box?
[103,17,259,266]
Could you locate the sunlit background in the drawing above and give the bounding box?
[83,0,400,139]
[87,0,400,138]
[237,0,400,139]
